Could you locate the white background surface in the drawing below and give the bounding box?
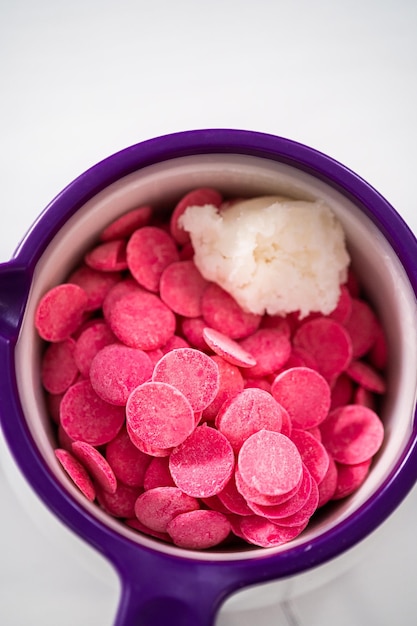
[1,1,417,625]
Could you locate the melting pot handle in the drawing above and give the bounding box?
[0,261,32,342]
[111,548,248,626]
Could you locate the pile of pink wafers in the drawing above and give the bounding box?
[35,188,387,549]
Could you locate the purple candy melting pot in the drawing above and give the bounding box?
[0,129,417,626]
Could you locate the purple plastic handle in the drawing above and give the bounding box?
[1,129,417,626]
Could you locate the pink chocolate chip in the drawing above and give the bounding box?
[60,379,125,446]
[169,424,235,498]
[166,509,231,549]
[90,343,154,405]
[35,284,89,342]
[271,366,331,429]
[134,486,200,533]
[126,381,195,449]
[152,347,220,412]
[126,226,179,292]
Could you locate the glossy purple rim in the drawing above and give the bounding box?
[1,129,417,625]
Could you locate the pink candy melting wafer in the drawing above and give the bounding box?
[60,379,125,446]
[180,317,208,351]
[85,239,128,272]
[202,327,257,368]
[344,298,379,358]
[317,454,338,507]
[217,473,254,516]
[106,427,152,488]
[102,278,145,322]
[202,355,244,421]
[109,290,176,350]
[290,428,330,485]
[72,440,117,494]
[169,424,234,498]
[127,425,173,458]
[273,478,319,528]
[271,367,331,429]
[320,404,384,464]
[333,459,372,499]
[166,509,231,549]
[239,328,292,377]
[238,430,303,497]
[143,457,175,491]
[160,260,209,317]
[100,205,153,241]
[35,284,88,342]
[126,381,195,450]
[134,486,200,533]
[237,515,307,548]
[90,343,154,405]
[170,187,223,245]
[67,265,121,311]
[293,317,353,381]
[201,283,262,340]
[247,464,313,520]
[125,517,172,542]
[235,468,300,507]
[152,347,220,412]
[216,388,284,452]
[126,226,179,292]
[41,338,78,394]
[74,321,117,378]
[96,483,142,518]
[346,360,386,394]
[55,448,96,501]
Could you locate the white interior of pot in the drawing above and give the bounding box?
[14,153,417,562]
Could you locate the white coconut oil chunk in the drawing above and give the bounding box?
[179,195,350,318]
